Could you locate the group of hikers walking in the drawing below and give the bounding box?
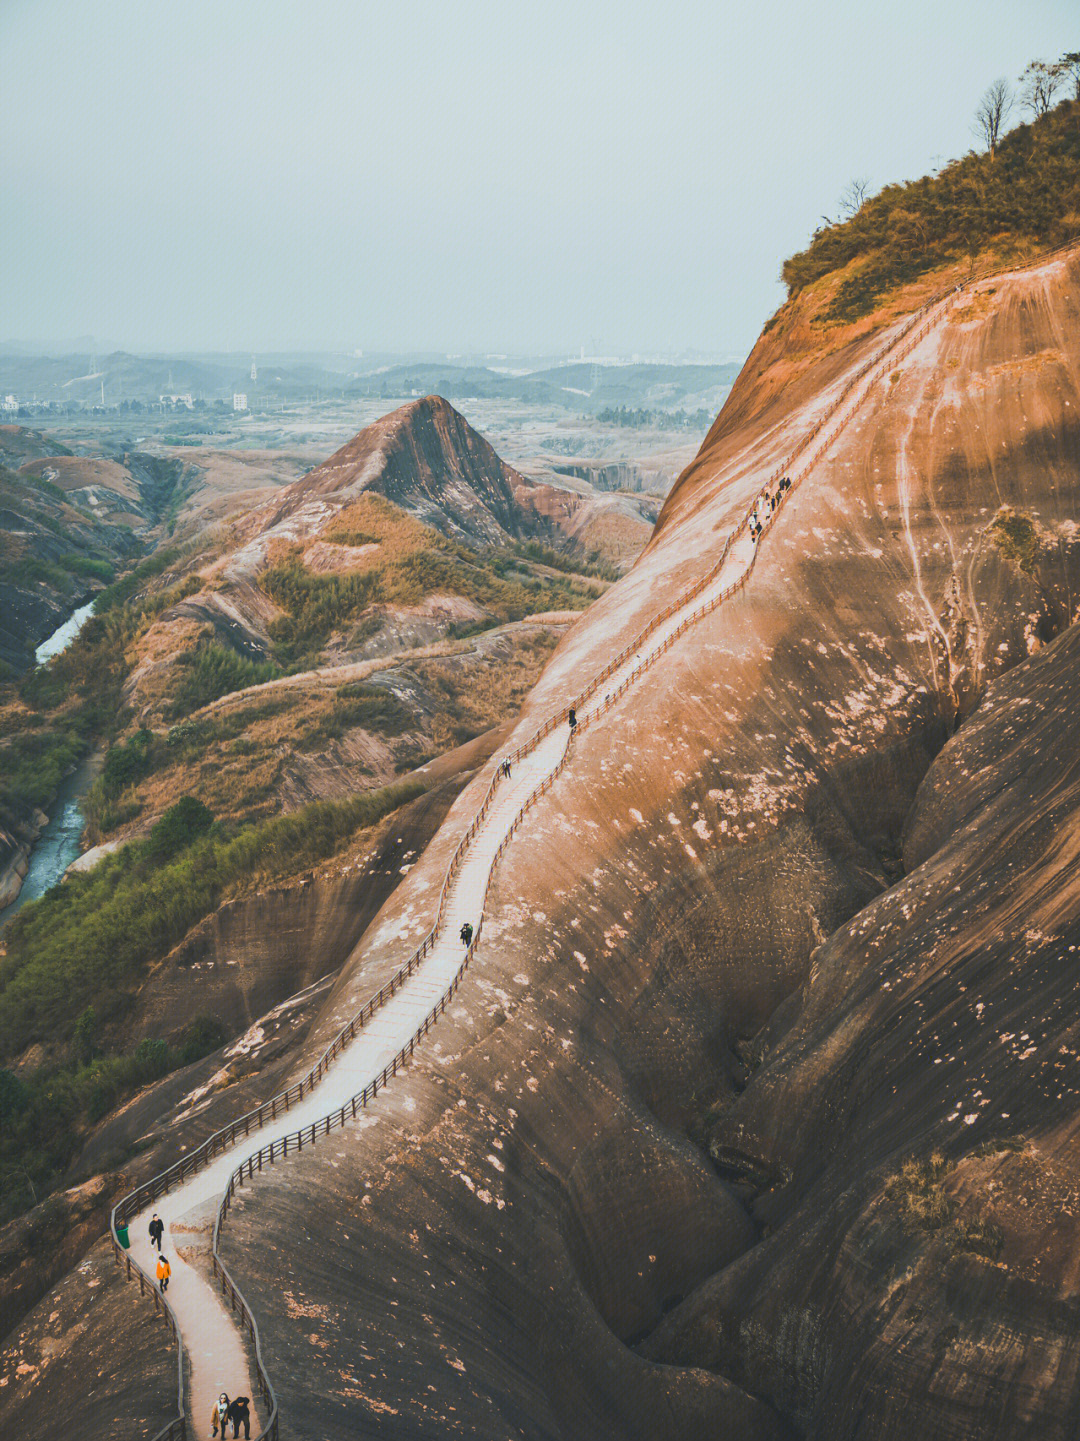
[749,474,792,541]
[148,1214,253,1436]
[211,1392,252,1439]
[148,1212,171,1292]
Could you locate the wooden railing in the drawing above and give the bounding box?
[112,234,1079,1439]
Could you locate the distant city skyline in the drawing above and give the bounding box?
[2,0,1076,356]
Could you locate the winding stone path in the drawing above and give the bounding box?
[120,277,977,1437]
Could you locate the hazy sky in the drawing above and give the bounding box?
[1,0,1075,356]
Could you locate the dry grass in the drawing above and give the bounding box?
[887,1151,1005,1260]
[93,626,560,834]
[323,492,438,557]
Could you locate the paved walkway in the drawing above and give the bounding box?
[123,279,969,1436]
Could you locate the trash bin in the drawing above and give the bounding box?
[116,1222,131,1249]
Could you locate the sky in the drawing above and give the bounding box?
[1,0,1076,358]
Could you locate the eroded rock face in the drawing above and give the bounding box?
[644,619,1080,1440]
[249,394,549,549]
[0,1237,176,1441]
[172,256,1076,1438]
[23,253,1080,1437]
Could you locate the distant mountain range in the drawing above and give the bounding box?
[0,348,739,414]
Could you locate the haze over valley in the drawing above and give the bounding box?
[3,5,1080,1440]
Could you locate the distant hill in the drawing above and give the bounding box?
[261,393,543,546]
[345,360,739,413]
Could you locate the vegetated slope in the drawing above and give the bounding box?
[0,430,140,674]
[0,399,602,1253]
[781,92,1080,324]
[78,398,607,843]
[69,246,1071,1441]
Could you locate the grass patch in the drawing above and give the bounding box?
[512,539,619,582]
[263,527,592,662]
[298,683,415,750]
[887,1151,1005,1260]
[989,506,1039,574]
[0,1012,228,1225]
[167,640,283,718]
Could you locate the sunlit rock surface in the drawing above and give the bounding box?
[10,252,1080,1438]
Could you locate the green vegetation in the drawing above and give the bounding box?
[887,1151,1005,1259]
[782,79,1080,322]
[596,405,714,431]
[263,537,593,663]
[93,545,185,612]
[2,773,422,1218]
[167,640,283,717]
[512,539,619,582]
[63,555,115,582]
[298,682,414,750]
[890,1152,955,1233]
[989,506,1040,574]
[0,780,425,1059]
[0,1012,227,1225]
[2,609,132,834]
[0,729,83,834]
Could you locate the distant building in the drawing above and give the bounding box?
[250,361,257,382]
[233,393,248,412]
[2,394,18,413]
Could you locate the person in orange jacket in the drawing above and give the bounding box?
[156,1254,171,1292]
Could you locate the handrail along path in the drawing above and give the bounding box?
[111,240,1078,1440]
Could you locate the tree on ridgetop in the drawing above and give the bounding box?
[1019,60,1062,119]
[1055,51,1080,102]
[973,78,1012,158]
[839,178,870,219]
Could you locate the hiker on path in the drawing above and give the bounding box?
[148,1213,164,1251]
[460,922,473,947]
[568,707,577,731]
[501,759,511,779]
[156,1255,171,1292]
[227,1396,252,1439]
[211,1394,230,1438]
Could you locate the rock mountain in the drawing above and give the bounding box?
[4,247,1080,1440]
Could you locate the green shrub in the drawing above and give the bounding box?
[167,641,282,716]
[0,778,425,1057]
[782,96,1080,320]
[62,555,115,582]
[890,1152,955,1233]
[0,728,82,831]
[102,727,155,792]
[989,507,1039,574]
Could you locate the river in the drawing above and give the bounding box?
[34,599,96,664]
[1,603,100,926]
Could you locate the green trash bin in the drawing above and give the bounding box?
[116,1221,131,1249]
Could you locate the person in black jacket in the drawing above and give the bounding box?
[227,1396,251,1439]
[148,1214,164,1251]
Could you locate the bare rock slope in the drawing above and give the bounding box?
[193,253,1080,1437]
[9,251,1080,1439]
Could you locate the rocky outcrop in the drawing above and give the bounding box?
[12,253,1080,1438]
[0,1236,176,1441]
[246,394,551,548]
[643,618,1080,1440]
[208,250,1080,1439]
